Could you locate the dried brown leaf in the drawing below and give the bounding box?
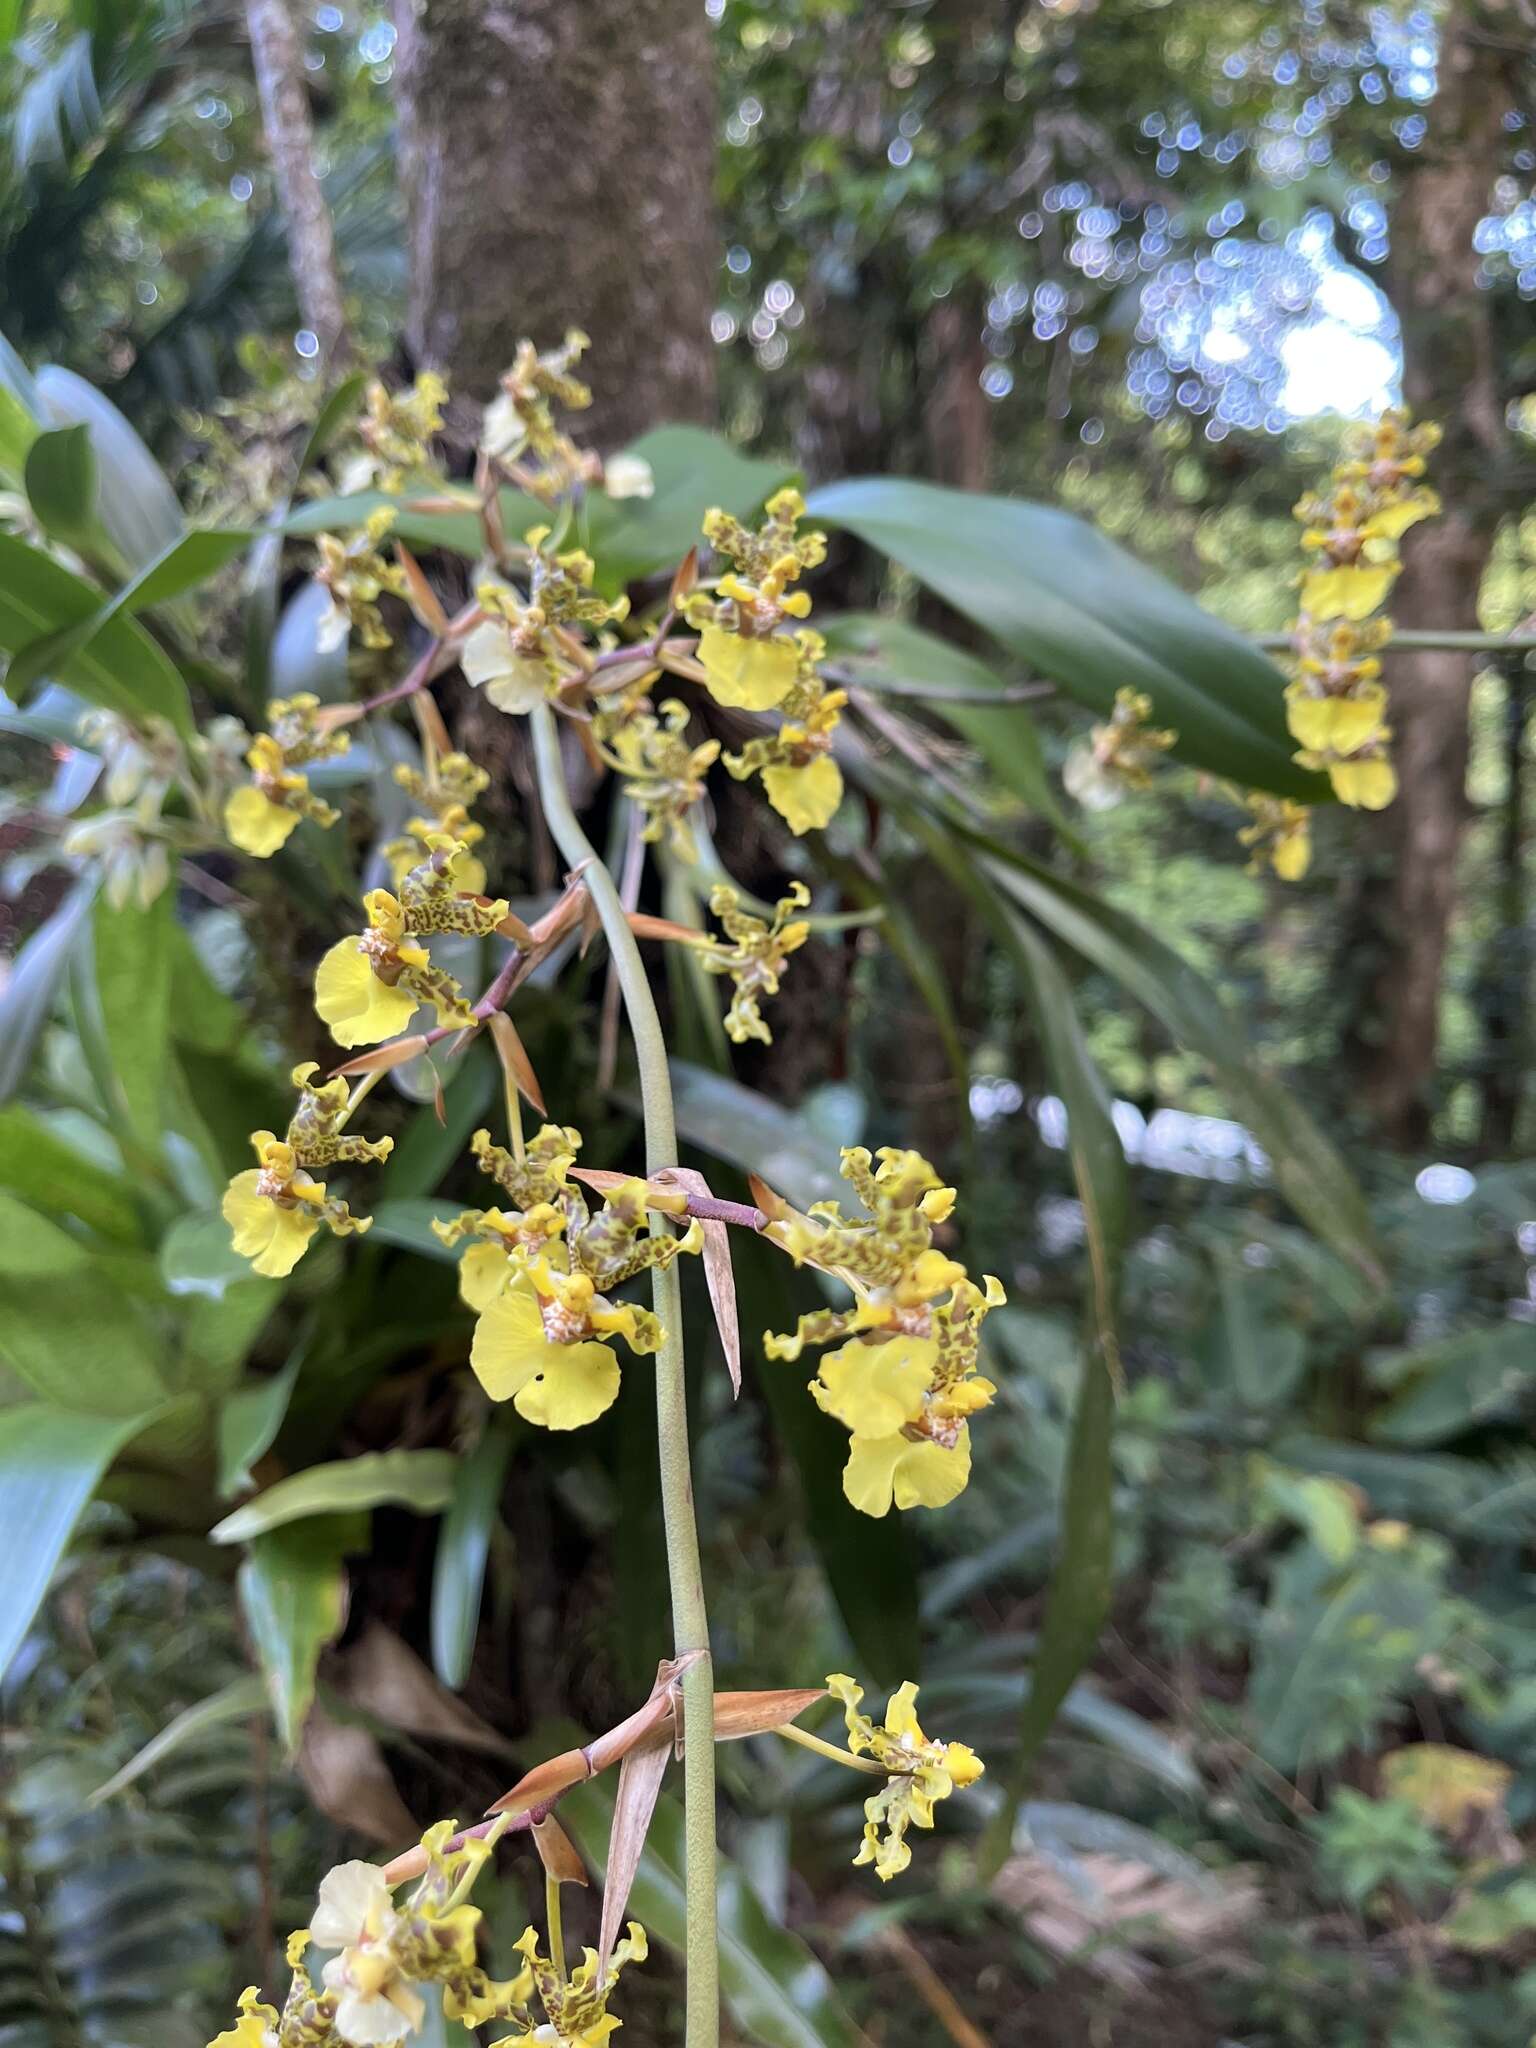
[485,1748,593,1820]
[598,1734,670,1980]
[395,542,451,636]
[331,1623,517,1760]
[668,547,699,610]
[533,1813,590,1887]
[297,1701,416,1846]
[656,1167,742,1397]
[328,1034,432,1078]
[487,1011,546,1116]
[711,1687,825,1741]
[747,1173,790,1224]
[625,912,704,945]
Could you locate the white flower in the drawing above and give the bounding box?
[459,619,550,715]
[312,1861,425,2048]
[480,390,525,462]
[315,596,353,654]
[603,453,654,501]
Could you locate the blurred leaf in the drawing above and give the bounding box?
[210,1449,459,1543]
[0,1401,160,1676]
[558,1768,866,2048]
[0,880,92,1103]
[86,1675,267,1806]
[239,1514,361,1752]
[1201,1246,1309,1410]
[366,1198,460,1259]
[1370,1324,1536,1447]
[24,423,96,551]
[0,533,194,735]
[582,425,798,589]
[0,1191,169,1412]
[823,612,1080,844]
[217,1353,302,1497]
[0,1101,138,1240]
[668,1061,844,1208]
[379,1040,495,1200]
[334,1622,515,1755]
[158,1212,278,1302]
[809,476,1316,798]
[91,886,172,1154]
[431,1413,518,1689]
[978,845,1380,1284]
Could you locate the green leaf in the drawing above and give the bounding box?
[668,1061,845,1208]
[557,1769,865,2048]
[25,424,97,550]
[582,425,798,589]
[822,612,1082,846]
[808,476,1318,798]
[0,534,194,735]
[1370,1324,1536,1447]
[217,1353,303,1497]
[101,527,254,612]
[239,1515,362,1751]
[977,844,1381,1284]
[0,1191,171,1413]
[378,1041,495,1200]
[158,1212,277,1302]
[90,887,173,1154]
[209,1449,459,1543]
[430,1414,518,1689]
[87,1674,267,1806]
[0,880,92,1103]
[366,1199,460,1259]
[298,370,369,477]
[0,1102,139,1241]
[0,1402,161,1677]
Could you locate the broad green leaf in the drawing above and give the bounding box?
[91,886,173,1154]
[0,1191,170,1412]
[210,1449,459,1543]
[977,844,1380,1284]
[25,424,97,550]
[809,475,1318,798]
[87,1674,267,1806]
[0,1402,161,1677]
[558,1769,865,2048]
[1370,1324,1536,1447]
[581,425,798,589]
[36,362,185,571]
[0,534,194,736]
[431,1414,518,1689]
[96,526,253,613]
[217,1353,303,1497]
[0,1101,139,1241]
[0,879,92,1103]
[297,370,369,476]
[239,1515,362,1751]
[1200,1245,1309,1409]
[379,1041,495,1200]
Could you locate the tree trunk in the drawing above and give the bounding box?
[392,0,718,446]
[1355,2,1514,1147]
[244,0,351,364]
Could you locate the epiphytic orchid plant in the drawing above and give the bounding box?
[205,336,997,2048]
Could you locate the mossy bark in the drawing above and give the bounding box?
[393,0,718,447]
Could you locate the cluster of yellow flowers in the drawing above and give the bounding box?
[827,1674,985,1881]
[383,750,492,894]
[347,373,450,494]
[684,490,846,835]
[208,1822,645,2048]
[691,882,811,1045]
[434,1124,701,1430]
[224,693,351,858]
[461,531,630,713]
[593,696,720,862]
[221,1063,393,1278]
[1062,686,1177,812]
[760,1146,1005,1517]
[1284,409,1439,812]
[316,510,411,653]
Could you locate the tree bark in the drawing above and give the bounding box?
[244,0,351,364]
[1354,1,1514,1147]
[392,0,718,446]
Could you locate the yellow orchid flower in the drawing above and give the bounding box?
[207,1986,280,2048]
[470,1272,626,1429]
[692,882,811,1044]
[460,615,554,714]
[311,1860,426,2048]
[501,1920,648,2047]
[1326,748,1399,810]
[762,753,843,833]
[696,621,800,709]
[1238,794,1312,882]
[224,699,349,858]
[1283,679,1389,755]
[826,1674,984,1881]
[315,888,474,1048]
[1300,561,1399,622]
[223,1065,391,1278]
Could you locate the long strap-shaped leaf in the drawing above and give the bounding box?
[810,475,1317,798]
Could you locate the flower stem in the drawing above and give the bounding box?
[545,1871,565,1983]
[774,1723,889,1776]
[529,703,718,2047]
